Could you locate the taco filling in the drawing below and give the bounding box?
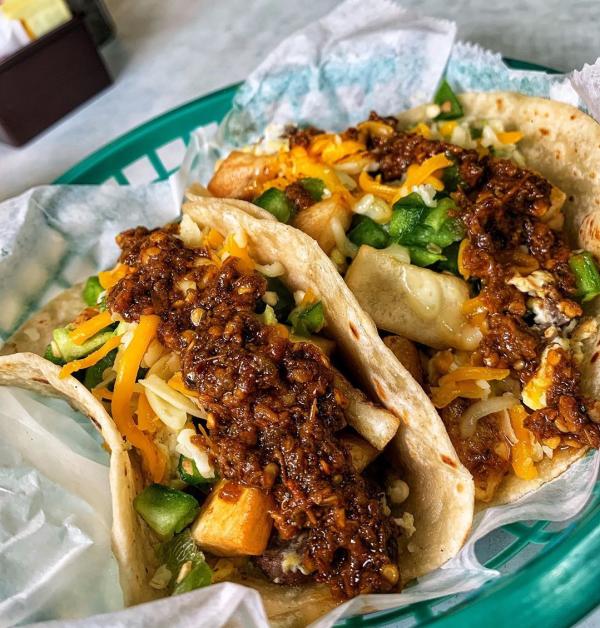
[207,83,600,502]
[42,220,407,599]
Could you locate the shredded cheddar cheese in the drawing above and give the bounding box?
[496,131,523,145]
[438,367,510,387]
[395,153,452,200]
[136,390,159,433]
[409,122,432,139]
[219,233,255,272]
[320,140,365,164]
[92,387,113,401]
[358,171,399,204]
[68,310,113,345]
[509,405,539,479]
[431,380,489,408]
[206,228,224,249]
[356,120,395,138]
[98,264,130,290]
[59,335,121,379]
[112,315,165,482]
[167,372,199,398]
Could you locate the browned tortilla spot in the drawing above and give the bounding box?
[349,322,360,340]
[540,128,549,136]
[441,455,457,469]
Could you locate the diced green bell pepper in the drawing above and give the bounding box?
[288,301,325,337]
[423,197,456,231]
[253,188,295,223]
[173,561,213,595]
[159,529,213,594]
[82,276,104,307]
[409,247,446,267]
[389,193,428,241]
[43,344,65,365]
[433,79,464,121]
[569,251,600,303]
[49,326,115,363]
[134,484,199,540]
[435,241,461,275]
[178,455,215,486]
[441,162,462,192]
[298,177,325,201]
[348,215,390,249]
[83,348,117,389]
[266,276,294,321]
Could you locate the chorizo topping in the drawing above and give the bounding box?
[107,226,398,598]
[207,92,600,500]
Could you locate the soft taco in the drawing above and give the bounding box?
[0,200,473,626]
[206,84,600,507]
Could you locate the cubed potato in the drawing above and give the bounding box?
[292,196,352,254]
[339,430,379,472]
[208,151,276,200]
[383,335,423,385]
[191,480,273,556]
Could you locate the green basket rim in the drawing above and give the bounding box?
[53,58,599,628]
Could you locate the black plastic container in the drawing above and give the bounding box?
[0,16,112,146]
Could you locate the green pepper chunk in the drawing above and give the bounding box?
[441,162,461,192]
[423,197,456,231]
[82,275,104,307]
[83,348,117,389]
[288,301,325,337]
[435,241,461,275]
[253,188,295,223]
[267,276,295,321]
[409,247,446,267]
[389,193,428,242]
[159,529,212,594]
[430,218,465,249]
[43,344,65,365]
[177,455,214,486]
[173,561,213,595]
[134,484,199,539]
[50,326,115,363]
[348,215,389,249]
[433,79,464,121]
[298,177,325,201]
[569,251,600,302]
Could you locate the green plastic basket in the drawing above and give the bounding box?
[53,59,600,627]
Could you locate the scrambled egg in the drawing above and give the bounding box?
[522,338,569,410]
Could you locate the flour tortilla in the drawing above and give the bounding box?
[395,92,600,508]
[0,199,473,625]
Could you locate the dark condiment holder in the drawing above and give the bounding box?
[0,15,112,147]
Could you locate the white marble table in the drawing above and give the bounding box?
[1,0,599,624]
[1,0,599,202]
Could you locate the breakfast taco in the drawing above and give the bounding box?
[206,85,600,506]
[0,200,473,625]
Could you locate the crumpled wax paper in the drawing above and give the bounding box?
[1,1,600,626]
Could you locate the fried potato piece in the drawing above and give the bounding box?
[339,430,379,472]
[383,335,423,385]
[292,196,352,255]
[208,151,276,200]
[192,480,273,556]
